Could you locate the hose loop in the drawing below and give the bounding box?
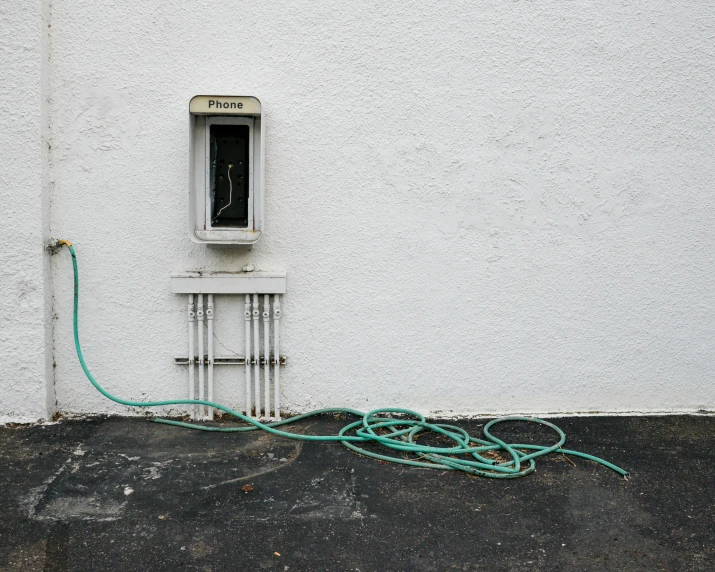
[59,242,628,479]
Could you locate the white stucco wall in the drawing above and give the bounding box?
[4,1,714,421]
[0,1,54,422]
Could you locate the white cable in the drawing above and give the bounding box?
[214,163,233,220]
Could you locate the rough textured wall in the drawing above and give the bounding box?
[0,1,54,422]
[47,1,714,418]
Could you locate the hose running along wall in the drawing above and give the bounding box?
[58,241,628,479]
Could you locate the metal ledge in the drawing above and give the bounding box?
[170,271,286,294]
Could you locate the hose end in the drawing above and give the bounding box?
[57,239,72,248]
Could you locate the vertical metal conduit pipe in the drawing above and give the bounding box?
[244,294,252,416]
[197,294,205,420]
[252,294,260,416]
[273,295,281,420]
[263,294,270,417]
[206,294,214,421]
[188,294,195,419]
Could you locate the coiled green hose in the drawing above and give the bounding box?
[59,242,628,479]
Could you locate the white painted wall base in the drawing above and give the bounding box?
[0,0,55,423]
[2,2,714,421]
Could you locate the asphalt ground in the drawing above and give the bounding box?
[0,414,713,571]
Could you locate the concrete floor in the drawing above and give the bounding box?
[0,414,713,571]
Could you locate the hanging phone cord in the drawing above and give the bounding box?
[213,163,233,221]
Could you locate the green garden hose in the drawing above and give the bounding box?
[59,241,628,479]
